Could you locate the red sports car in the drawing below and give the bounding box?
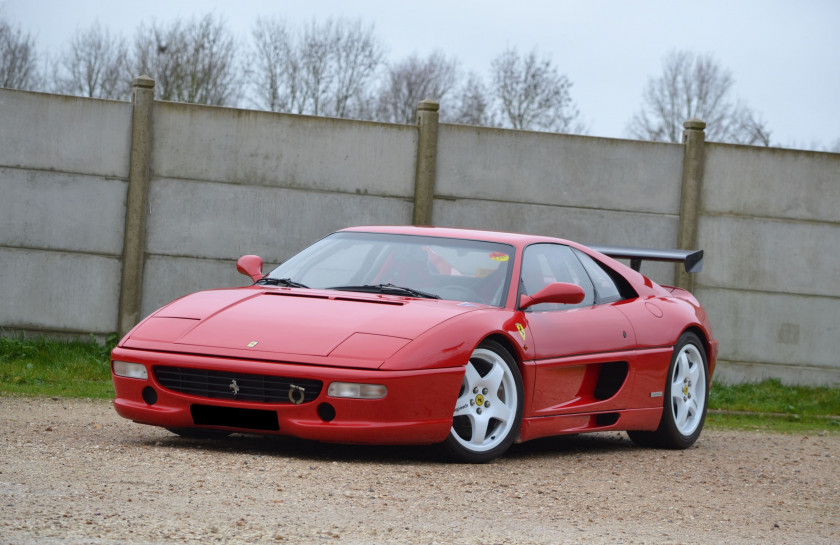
[111,226,717,463]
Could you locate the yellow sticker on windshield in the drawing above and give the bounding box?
[490,252,509,262]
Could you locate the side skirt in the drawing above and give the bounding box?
[517,407,662,443]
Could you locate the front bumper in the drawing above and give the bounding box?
[111,347,464,445]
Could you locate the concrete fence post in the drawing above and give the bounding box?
[412,99,440,225]
[676,118,706,291]
[118,75,155,337]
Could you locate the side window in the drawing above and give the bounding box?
[574,249,623,303]
[520,244,595,311]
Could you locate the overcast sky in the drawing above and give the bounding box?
[5,0,838,150]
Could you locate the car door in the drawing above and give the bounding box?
[519,243,637,416]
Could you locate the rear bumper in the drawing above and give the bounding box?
[111,347,464,445]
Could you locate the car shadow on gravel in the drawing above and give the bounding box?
[129,430,642,464]
[506,432,639,460]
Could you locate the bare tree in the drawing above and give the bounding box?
[376,51,458,124]
[328,19,383,118]
[250,17,300,112]
[250,17,382,118]
[490,47,579,132]
[131,14,239,106]
[52,22,129,99]
[448,72,495,126]
[0,15,39,89]
[727,107,772,146]
[628,50,771,145]
[297,19,336,116]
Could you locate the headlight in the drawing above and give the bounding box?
[327,382,387,399]
[113,361,148,380]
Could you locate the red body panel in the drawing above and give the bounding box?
[111,225,717,448]
[112,347,465,444]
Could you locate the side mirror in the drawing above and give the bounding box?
[236,255,264,283]
[519,282,586,310]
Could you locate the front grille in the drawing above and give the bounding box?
[154,366,322,404]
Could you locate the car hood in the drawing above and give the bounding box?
[123,288,483,369]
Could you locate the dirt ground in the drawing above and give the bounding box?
[1,396,838,544]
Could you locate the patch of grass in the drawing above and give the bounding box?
[710,379,840,416]
[706,411,840,434]
[0,334,117,399]
[707,379,840,434]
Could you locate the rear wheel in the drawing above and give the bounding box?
[628,332,709,449]
[443,340,523,463]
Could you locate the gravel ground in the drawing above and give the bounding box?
[1,397,838,545]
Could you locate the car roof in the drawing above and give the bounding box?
[339,225,577,249]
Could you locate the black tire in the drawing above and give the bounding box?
[443,340,524,463]
[166,428,232,439]
[628,332,709,449]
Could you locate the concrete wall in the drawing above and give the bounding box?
[0,90,131,335]
[140,101,417,316]
[1,85,837,385]
[696,145,840,385]
[433,125,683,283]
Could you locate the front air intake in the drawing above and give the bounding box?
[154,366,322,404]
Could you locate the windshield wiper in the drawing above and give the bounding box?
[328,283,440,299]
[256,277,309,288]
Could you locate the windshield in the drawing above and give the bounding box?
[267,232,514,307]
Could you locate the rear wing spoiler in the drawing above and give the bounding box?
[589,245,703,274]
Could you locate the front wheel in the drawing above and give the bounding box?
[628,332,709,449]
[443,340,524,463]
